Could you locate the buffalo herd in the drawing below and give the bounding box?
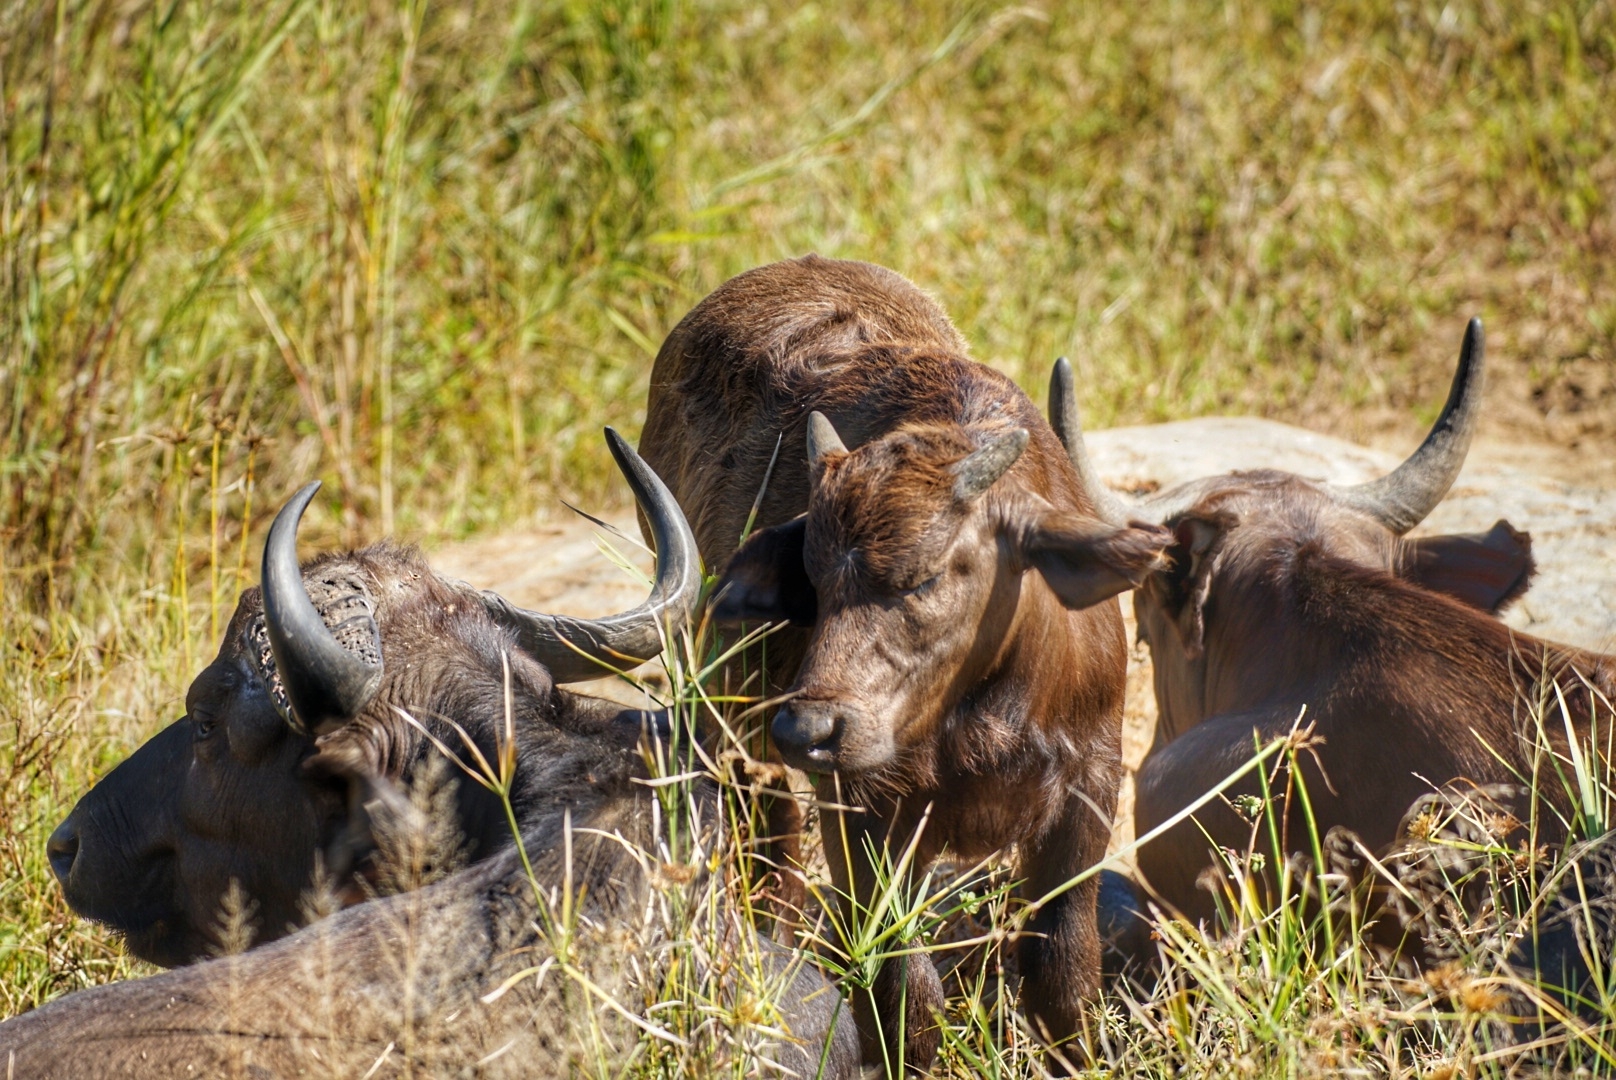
[3,256,1612,1074]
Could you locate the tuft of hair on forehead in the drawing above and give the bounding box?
[807,421,1017,589]
[227,541,440,621]
[228,540,549,780]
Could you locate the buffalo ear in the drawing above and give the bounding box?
[1169,516,1225,660]
[1136,513,1230,661]
[710,516,818,626]
[1021,513,1174,611]
[1402,519,1535,614]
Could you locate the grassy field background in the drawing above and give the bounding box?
[3,0,1615,1071]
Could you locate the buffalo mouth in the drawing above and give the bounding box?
[779,738,841,773]
[118,915,213,969]
[70,889,209,968]
[54,848,208,968]
[770,699,894,774]
[771,701,841,771]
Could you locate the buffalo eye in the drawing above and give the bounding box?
[904,573,941,598]
[193,713,218,742]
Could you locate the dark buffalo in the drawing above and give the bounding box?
[640,255,1173,1070]
[1056,322,1610,926]
[46,430,698,967]
[6,430,858,1077]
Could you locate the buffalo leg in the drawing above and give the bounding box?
[1018,797,1109,1064]
[820,792,944,1075]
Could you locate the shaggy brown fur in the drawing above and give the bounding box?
[640,256,1171,1071]
[1127,468,1612,929]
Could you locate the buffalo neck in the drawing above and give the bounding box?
[876,563,1127,862]
[1191,542,1614,778]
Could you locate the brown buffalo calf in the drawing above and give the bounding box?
[1057,321,1608,927]
[640,255,1171,1071]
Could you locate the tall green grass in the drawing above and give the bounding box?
[2,0,1615,1067]
[4,1,1613,587]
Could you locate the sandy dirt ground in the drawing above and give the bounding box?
[431,425,1616,867]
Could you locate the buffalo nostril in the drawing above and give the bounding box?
[47,820,79,885]
[771,706,839,762]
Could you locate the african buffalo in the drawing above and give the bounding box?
[639,255,1174,1070]
[45,430,699,967]
[1056,321,1610,926]
[8,430,858,1077]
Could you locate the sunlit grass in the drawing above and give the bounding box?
[444,564,1616,1077]
[2,0,1615,1071]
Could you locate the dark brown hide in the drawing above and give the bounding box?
[1106,396,1595,927]
[19,540,858,1076]
[1135,474,1536,752]
[46,433,700,968]
[1135,527,1607,924]
[45,541,648,965]
[641,255,1169,1070]
[7,798,860,1078]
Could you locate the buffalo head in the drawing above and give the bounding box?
[47,429,699,966]
[710,408,1171,773]
[1054,319,1536,744]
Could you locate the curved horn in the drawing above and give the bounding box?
[1049,356,1135,527]
[953,427,1029,502]
[1333,318,1486,534]
[806,411,848,476]
[261,482,384,736]
[480,428,702,684]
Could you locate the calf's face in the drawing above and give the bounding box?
[713,415,1171,773]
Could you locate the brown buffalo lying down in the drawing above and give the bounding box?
[1,433,857,1078]
[640,255,1174,1071]
[1057,321,1612,934]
